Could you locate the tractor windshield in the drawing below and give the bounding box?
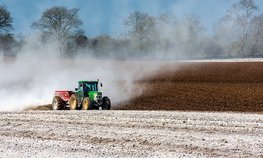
[84,83,98,91]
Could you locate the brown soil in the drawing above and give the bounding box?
[115,62,263,112]
[26,105,52,111]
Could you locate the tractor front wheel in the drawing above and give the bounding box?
[82,97,91,110]
[102,97,111,110]
[52,96,64,110]
[69,94,78,110]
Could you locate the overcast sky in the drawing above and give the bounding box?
[2,0,263,37]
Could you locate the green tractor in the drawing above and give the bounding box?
[52,80,111,110]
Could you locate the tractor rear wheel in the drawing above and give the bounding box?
[69,94,78,110]
[82,97,91,110]
[52,96,64,110]
[102,97,111,110]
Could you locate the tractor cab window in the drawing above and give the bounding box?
[84,83,98,91]
[79,83,83,90]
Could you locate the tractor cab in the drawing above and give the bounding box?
[77,81,98,92]
[76,80,103,106]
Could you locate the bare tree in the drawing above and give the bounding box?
[0,6,15,56]
[250,14,263,55]
[32,6,82,41]
[221,0,257,56]
[124,11,156,53]
[184,15,205,43]
[155,13,177,56]
[158,13,176,26]
[0,5,13,33]
[178,15,206,58]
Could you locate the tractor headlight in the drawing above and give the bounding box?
[96,95,102,100]
[94,94,102,100]
[95,94,102,105]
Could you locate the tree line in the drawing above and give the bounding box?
[1,0,263,59]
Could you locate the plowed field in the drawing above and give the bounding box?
[115,62,263,112]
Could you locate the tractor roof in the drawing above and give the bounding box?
[78,80,98,83]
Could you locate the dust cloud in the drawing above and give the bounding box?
[0,34,167,111]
